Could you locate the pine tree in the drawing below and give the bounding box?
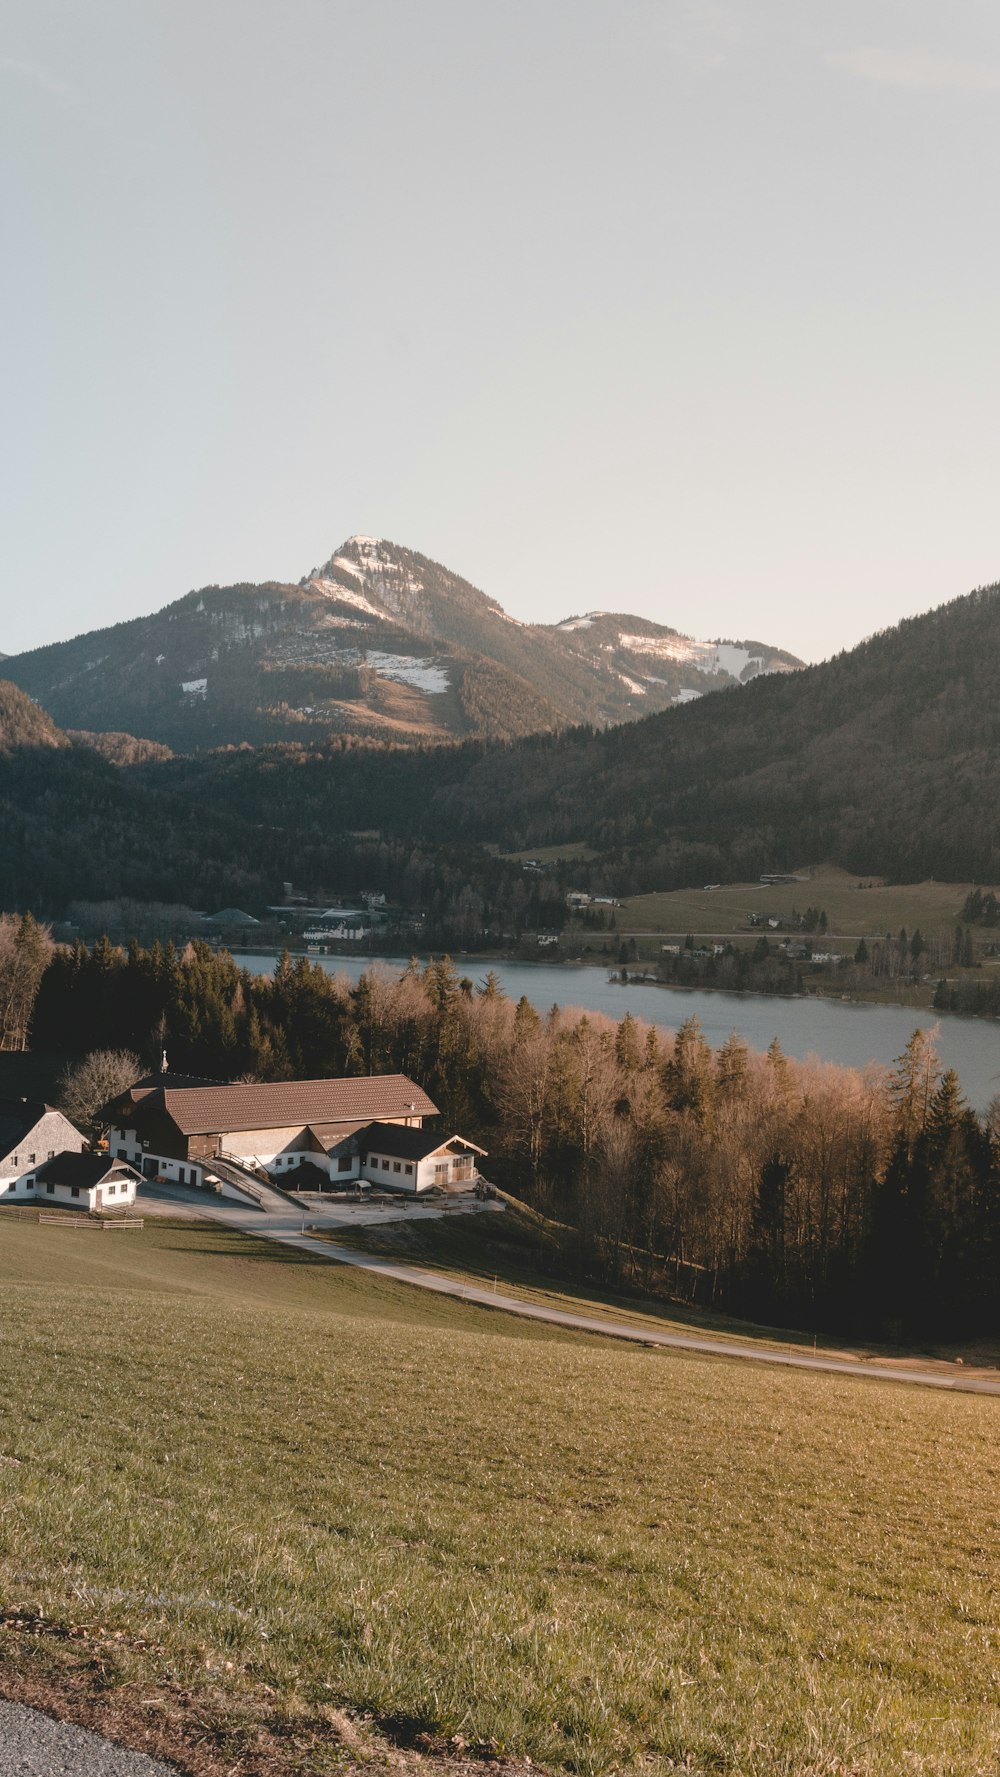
[889,1027,941,1156]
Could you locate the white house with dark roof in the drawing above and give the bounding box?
[347,1124,487,1193]
[31,1153,141,1211]
[0,1100,87,1201]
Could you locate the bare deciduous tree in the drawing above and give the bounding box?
[59,1049,142,1129]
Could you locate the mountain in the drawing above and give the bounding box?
[141,575,1000,891]
[3,575,1000,921]
[1,535,800,751]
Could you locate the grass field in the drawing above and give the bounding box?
[616,866,979,943]
[324,1198,1000,1373]
[4,1219,1000,1775]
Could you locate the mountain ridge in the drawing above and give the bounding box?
[2,573,1000,918]
[1,534,801,752]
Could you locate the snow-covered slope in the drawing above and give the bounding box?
[548,609,800,711]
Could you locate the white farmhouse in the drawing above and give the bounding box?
[343,1123,487,1193]
[31,1153,141,1211]
[0,1099,87,1202]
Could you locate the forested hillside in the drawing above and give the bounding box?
[0,679,66,752]
[4,575,1000,920]
[148,574,1000,889]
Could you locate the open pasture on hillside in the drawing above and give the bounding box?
[2,1219,1000,1776]
[617,865,982,943]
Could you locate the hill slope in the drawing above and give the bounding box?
[1,535,799,750]
[7,575,999,920]
[147,575,1000,888]
[0,680,66,753]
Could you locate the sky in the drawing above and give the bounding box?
[2,0,1000,664]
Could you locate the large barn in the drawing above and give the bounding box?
[104,1074,484,1193]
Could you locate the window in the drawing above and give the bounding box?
[393,1161,401,1173]
[48,1150,55,1160]
[46,1181,54,1193]
[337,1155,352,1172]
[28,1154,35,1165]
[117,1149,126,1160]
[404,1164,413,1176]
[71,1186,79,1198]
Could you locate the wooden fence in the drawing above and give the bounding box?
[36,1213,144,1230]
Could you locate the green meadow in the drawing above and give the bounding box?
[2,1218,1000,1775]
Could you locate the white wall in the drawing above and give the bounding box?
[0,1174,36,1199]
[32,1175,137,1210]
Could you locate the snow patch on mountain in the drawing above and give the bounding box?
[310,577,387,621]
[619,633,769,679]
[366,652,450,694]
[619,674,647,695]
[181,678,207,697]
[712,643,759,679]
[673,687,702,704]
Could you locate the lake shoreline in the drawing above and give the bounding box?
[231,951,1000,1110]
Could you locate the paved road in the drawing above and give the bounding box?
[134,1182,1000,1396]
[0,1699,176,1775]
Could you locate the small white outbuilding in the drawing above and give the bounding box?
[30,1153,142,1212]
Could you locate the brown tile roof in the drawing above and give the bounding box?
[135,1075,438,1137]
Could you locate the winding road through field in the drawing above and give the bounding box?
[138,1181,1000,1395]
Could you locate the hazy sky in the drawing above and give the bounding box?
[3,0,999,662]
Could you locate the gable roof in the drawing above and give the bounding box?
[353,1122,487,1162]
[0,1098,46,1160]
[33,1152,141,1190]
[0,1099,79,1162]
[124,1075,438,1137]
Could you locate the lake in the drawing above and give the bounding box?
[236,953,1000,1112]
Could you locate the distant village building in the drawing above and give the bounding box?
[103,1074,484,1195]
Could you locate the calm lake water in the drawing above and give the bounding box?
[236,953,1000,1111]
